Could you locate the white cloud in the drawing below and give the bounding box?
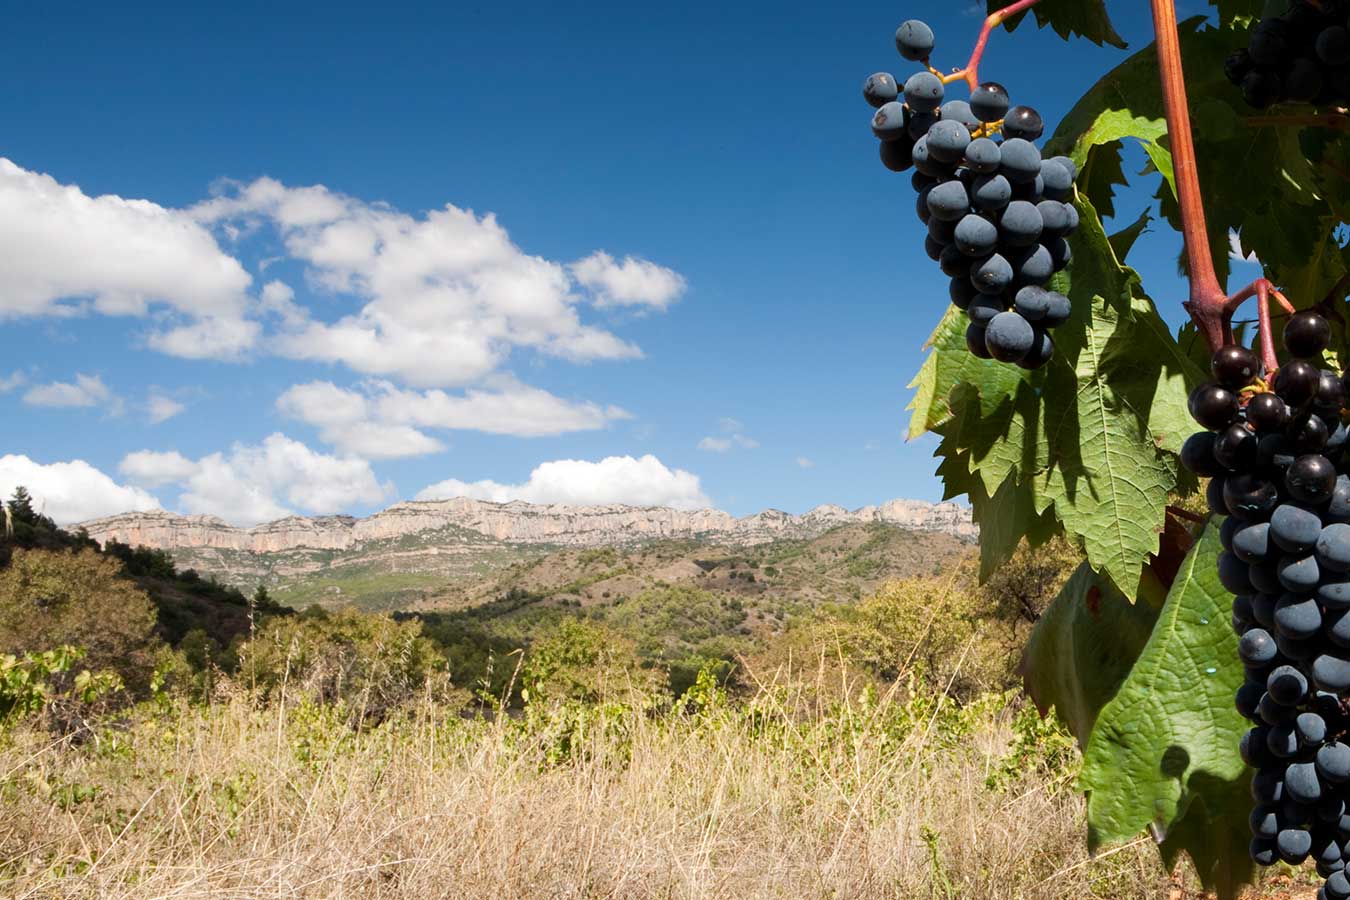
[697,417,758,453]
[416,454,711,510]
[118,434,391,526]
[0,159,255,357]
[0,371,26,393]
[119,450,199,487]
[147,394,186,424]
[1229,230,1259,264]
[193,177,680,387]
[0,455,159,524]
[570,251,686,310]
[23,373,114,409]
[275,377,629,457]
[796,457,816,469]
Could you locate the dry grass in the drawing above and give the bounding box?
[0,677,1218,900]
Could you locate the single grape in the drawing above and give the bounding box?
[1329,871,1350,900]
[895,19,936,61]
[1251,838,1278,866]
[1252,768,1285,803]
[924,236,944,261]
[939,99,981,133]
[927,216,956,243]
[1242,70,1284,109]
[1041,291,1071,328]
[1011,244,1053,287]
[954,214,998,257]
[1011,173,1044,202]
[1319,26,1350,66]
[1290,414,1330,454]
[1270,504,1322,554]
[927,180,970,222]
[1313,653,1350,691]
[904,71,944,113]
[1047,236,1072,270]
[971,173,1012,212]
[998,138,1042,183]
[1225,48,1254,85]
[870,102,907,141]
[1276,360,1321,406]
[1017,329,1054,369]
[1225,473,1280,521]
[1319,743,1350,783]
[1288,761,1324,804]
[970,253,1013,295]
[1242,725,1274,765]
[965,323,992,359]
[1240,628,1279,668]
[969,82,1010,122]
[863,72,899,109]
[1188,383,1239,429]
[1317,369,1346,410]
[967,294,1004,327]
[939,243,973,278]
[1286,311,1331,359]
[1234,521,1273,561]
[1275,592,1322,637]
[963,137,1001,173]
[1286,57,1323,103]
[1250,592,1278,629]
[912,171,937,192]
[1318,523,1350,572]
[1269,665,1309,705]
[1062,203,1079,234]
[1251,805,1281,839]
[1002,105,1044,141]
[1298,712,1328,745]
[1326,607,1350,646]
[1277,827,1313,864]
[1214,422,1258,471]
[985,311,1035,363]
[1181,431,1221,476]
[1249,19,1290,67]
[1040,158,1074,202]
[1330,475,1350,522]
[998,200,1044,247]
[1248,393,1290,433]
[907,110,939,142]
[949,277,978,310]
[879,139,915,172]
[1288,454,1337,505]
[1213,344,1260,388]
[1037,200,1071,237]
[927,119,971,162]
[1237,678,1262,715]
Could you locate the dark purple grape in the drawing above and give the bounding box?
[863,72,900,109]
[969,82,1010,123]
[1248,393,1290,433]
[1213,344,1260,389]
[1288,454,1337,505]
[1215,423,1259,471]
[1277,360,1321,407]
[1189,382,1240,429]
[1181,431,1223,476]
[1290,414,1331,454]
[1285,311,1331,359]
[1002,105,1044,141]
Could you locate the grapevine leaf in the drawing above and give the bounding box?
[971,471,1058,579]
[912,194,1200,598]
[1019,561,1164,746]
[1080,520,1253,898]
[1209,0,1264,28]
[1157,775,1255,900]
[990,0,1126,50]
[1107,208,1152,263]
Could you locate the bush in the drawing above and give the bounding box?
[0,548,162,692]
[238,610,450,719]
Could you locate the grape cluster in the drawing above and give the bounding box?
[1183,311,1350,897]
[864,19,1079,369]
[1226,0,1350,108]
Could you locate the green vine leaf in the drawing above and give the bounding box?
[1107,208,1152,264]
[1020,561,1165,746]
[988,0,1126,50]
[1079,520,1254,898]
[911,194,1200,599]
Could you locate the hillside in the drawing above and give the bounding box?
[76,497,977,611]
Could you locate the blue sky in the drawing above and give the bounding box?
[2,0,1224,525]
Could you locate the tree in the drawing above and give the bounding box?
[866,0,1348,894]
[7,486,36,525]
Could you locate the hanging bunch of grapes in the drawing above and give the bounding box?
[1227,0,1350,108]
[863,18,1079,369]
[1184,311,1350,897]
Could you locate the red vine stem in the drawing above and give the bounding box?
[1151,0,1229,353]
[931,0,1046,90]
[1224,279,1292,374]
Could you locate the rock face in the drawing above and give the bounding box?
[79,497,977,553]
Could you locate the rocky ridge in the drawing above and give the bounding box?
[79,497,977,553]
